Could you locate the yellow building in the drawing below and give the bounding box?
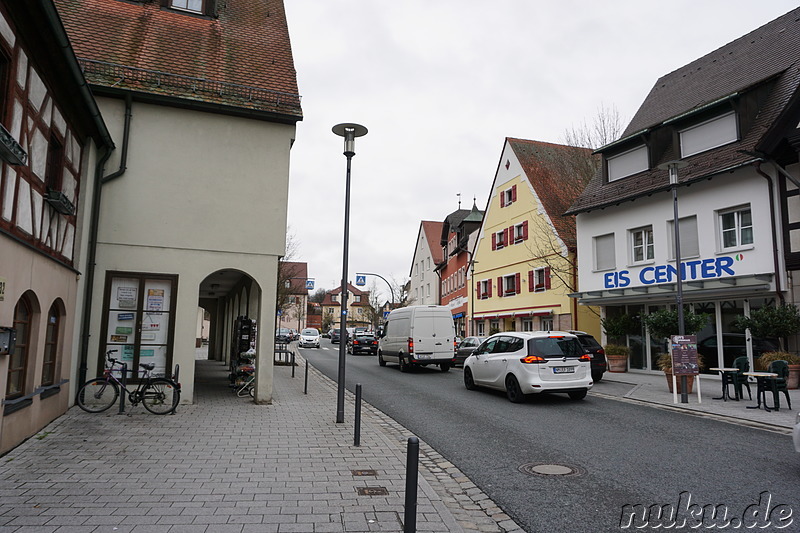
[470,138,600,338]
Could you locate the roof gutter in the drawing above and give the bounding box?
[753,161,784,305]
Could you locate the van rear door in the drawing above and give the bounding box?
[412,310,455,360]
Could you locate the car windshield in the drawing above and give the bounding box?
[301,329,318,336]
[528,336,584,358]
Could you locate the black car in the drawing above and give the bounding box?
[453,336,486,366]
[275,327,292,343]
[330,328,342,343]
[569,330,606,382]
[348,333,378,355]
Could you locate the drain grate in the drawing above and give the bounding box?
[357,486,389,496]
[518,462,585,477]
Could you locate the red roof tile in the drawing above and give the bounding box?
[54,0,302,119]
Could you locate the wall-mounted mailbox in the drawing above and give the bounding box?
[0,327,16,355]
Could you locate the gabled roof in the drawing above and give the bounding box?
[567,8,800,215]
[54,0,302,121]
[321,283,370,306]
[506,138,592,248]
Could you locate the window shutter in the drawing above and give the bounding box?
[500,193,505,208]
[528,270,534,292]
[544,267,551,290]
[515,273,521,294]
[476,281,481,299]
[497,277,504,297]
[523,220,529,240]
[487,281,492,298]
[508,226,514,243]
[512,185,517,202]
[492,233,497,250]
[504,228,510,246]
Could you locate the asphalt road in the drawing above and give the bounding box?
[301,340,800,532]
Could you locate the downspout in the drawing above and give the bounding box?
[754,162,785,305]
[78,94,132,384]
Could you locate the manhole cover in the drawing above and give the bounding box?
[357,487,389,496]
[351,469,377,476]
[518,462,585,477]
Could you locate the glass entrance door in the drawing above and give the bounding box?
[100,272,178,377]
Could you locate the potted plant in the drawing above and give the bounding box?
[604,344,630,372]
[600,313,640,372]
[642,308,709,393]
[733,304,800,388]
[756,350,800,389]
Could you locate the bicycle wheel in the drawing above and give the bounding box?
[76,378,119,413]
[141,378,179,415]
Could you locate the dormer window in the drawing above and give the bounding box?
[170,0,204,14]
[607,145,648,182]
[679,111,738,158]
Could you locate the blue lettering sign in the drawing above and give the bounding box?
[608,256,739,289]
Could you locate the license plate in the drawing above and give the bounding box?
[553,366,575,374]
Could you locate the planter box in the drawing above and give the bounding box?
[788,364,800,389]
[665,371,694,394]
[607,354,628,373]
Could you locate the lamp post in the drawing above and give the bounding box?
[658,159,689,403]
[469,258,478,336]
[332,123,367,423]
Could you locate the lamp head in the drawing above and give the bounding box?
[332,123,368,156]
[657,159,688,186]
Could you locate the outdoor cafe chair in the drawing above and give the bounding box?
[730,356,752,401]
[766,360,792,410]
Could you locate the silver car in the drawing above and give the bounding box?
[299,328,320,348]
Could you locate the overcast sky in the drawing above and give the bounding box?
[282,1,798,302]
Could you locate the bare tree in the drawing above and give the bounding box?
[276,230,303,317]
[309,288,327,304]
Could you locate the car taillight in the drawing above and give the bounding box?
[372,340,378,345]
[598,348,605,355]
[520,356,546,364]
[407,337,414,354]
[454,340,458,353]
[579,354,591,362]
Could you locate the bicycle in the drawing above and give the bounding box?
[236,373,255,398]
[76,350,180,415]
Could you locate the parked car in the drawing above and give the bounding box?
[348,333,378,355]
[299,328,321,348]
[331,328,349,344]
[275,328,292,343]
[378,305,457,372]
[453,336,486,366]
[289,329,298,341]
[463,331,593,403]
[568,330,607,382]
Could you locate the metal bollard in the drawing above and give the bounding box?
[291,351,296,378]
[404,436,419,533]
[354,383,362,447]
[304,359,309,394]
[118,362,128,414]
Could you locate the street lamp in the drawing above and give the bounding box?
[658,159,689,403]
[332,123,368,423]
[469,258,478,336]
[355,272,395,309]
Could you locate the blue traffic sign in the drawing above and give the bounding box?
[356,275,366,286]
[383,311,390,318]
[305,280,314,290]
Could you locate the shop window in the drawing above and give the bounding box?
[540,317,554,331]
[719,206,753,249]
[6,297,32,400]
[522,318,533,332]
[630,226,654,263]
[41,303,61,387]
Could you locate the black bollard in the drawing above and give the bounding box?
[304,359,309,394]
[118,362,127,414]
[404,437,419,533]
[291,351,296,378]
[354,383,362,446]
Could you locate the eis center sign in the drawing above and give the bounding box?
[603,255,742,289]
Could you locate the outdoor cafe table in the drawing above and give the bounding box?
[743,371,779,412]
[709,367,739,401]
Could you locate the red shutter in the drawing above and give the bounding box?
[544,267,552,290]
[497,277,504,297]
[492,233,497,250]
[487,281,492,298]
[523,220,529,240]
[512,185,517,202]
[504,228,510,247]
[500,193,505,208]
[528,270,534,292]
[475,281,481,299]
[515,272,521,295]
[508,226,514,244]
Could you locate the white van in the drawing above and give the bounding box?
[378,305,456,372]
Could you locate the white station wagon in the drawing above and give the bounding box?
[463,331,593,403]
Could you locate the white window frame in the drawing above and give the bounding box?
[607,145,648,182]
[354,295,361,303]
[540,317,554,331]
[593,233,616,271]
[679,111,738,158]
[479,280,490,299]
[629,226,655,264]
[495,230,506,249]
[170,0,203,13]
[503,188,514,206]
[503,274,517,296]
[533,268,546,292]
[718,206,753,250]
[514,223,525,243]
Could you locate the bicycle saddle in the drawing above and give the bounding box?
[139,363,155,371]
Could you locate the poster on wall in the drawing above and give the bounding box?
[147,289,164,313]
[121,345,134,361]
[117,286,137,308]
[110,335,128,342]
